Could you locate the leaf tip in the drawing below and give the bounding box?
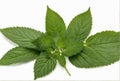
[47,5,49,8]
[87,7,91,13]
[88,7,91,10]
[46,6,52,14]
[46,6,55,13]
[47,5,51,11]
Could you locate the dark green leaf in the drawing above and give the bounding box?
[69,31,120,68]
[34,52,57,80]
[46,6,66,41]
[1,27,41,49]
[67,8,92,41]
[0,47,39,65]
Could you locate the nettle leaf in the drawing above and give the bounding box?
[34,52,56,80]
[33,33,55,51]
[46,6,66,41]
[57,54,66,67]
[69,31,120,68]
[0,47,39,65]
[67,8,92,41]
[63,40,84,56]
[1,27,41,49]
[57,54,71,76]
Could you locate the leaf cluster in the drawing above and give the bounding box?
[0,7,120,80]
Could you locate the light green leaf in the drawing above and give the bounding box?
[33,33,55,51]
[34,52,57,80]
[46,6,66,41]
[69,31,120,68]
[0,27,41,49]
[63,40,84,56]
[0,47,39,65]
[67,8,92,41]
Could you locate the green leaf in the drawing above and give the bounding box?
[57,55,66,67]
[69,31,120,68]
[63,40,84,56]
[0,47,39,65]
[0,27,41,49]
[57,54,71,76]
[86,31,120,46]
[46,6,66,41]
[33,33,55,51]
[67,8,92,41]
[34,52,57,80]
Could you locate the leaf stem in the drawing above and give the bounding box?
[64,66,71,76]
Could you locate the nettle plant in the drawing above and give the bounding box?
[0,7,120,80]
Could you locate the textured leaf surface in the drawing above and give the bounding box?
[63,40,84,56]
[46,7,66,41]
[67,8,92,41]
[0,47,39,65]
[69,31,120,68]
[33,33,55,51]
[1,27,41,49]
[34,52,56,80]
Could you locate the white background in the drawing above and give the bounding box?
[0,0,119,80]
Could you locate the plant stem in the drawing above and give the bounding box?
[64,66,71,76]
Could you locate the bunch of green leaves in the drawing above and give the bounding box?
[0,7,120,80]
